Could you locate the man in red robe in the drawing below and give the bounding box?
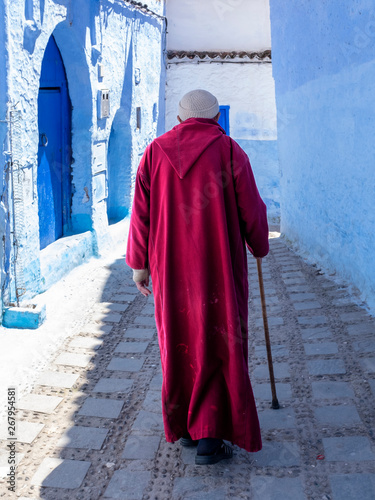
[126,89,269,465]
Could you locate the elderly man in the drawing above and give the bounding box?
[126,89,269,465]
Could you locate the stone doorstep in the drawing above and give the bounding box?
[258,407,296,430]
[293,301,322,311]
[251,476,306,500]
[36,370,80,389]
[307,359,346,376]
[347,323,375,336]
[0,420,44,444]
[123,327,156,340]
[283,278,307,286]
[281,271,305,279]
[142,390,162,413]
[314,405,361,426]
[251,288,277,297]
[54,352,93,368]
[300,327,333,340]
[80,323,113,335]
[103,469,151,499]
[92,378,134,393]
[68,336,104,350]
[251,295,280,305]
[142,306,155,316]
[0,449,24,479]
[253,362,290,380]
[133,316,156,327]
[255,316,284,328]
[57,426,109,450]
[254,345,289,358]
[150,373,163,391]
[311,381,355,399]
[251,441,300,467]
[297,316,328,326]
[77,397,124,419]
[360,358,375,373]
[31,457,91,489]
[111,294,137,302]
[172,476,227,500]
[340,311,371,323]
[352,339,375,353]
[288,292,317,302]
[106,357,145,372]
[286,285,311,293]
[330,473,375,500]
[116,286,139,295]
[98,302,129,313]
[17,394,63,414]
[304,342,338,356]
[253,382,292,401]
[180,446,198,466]
[132,410,163,432]
[92,312,122,323]
[332,297,356,307]
[121,434,161,460]
[115,341,149,354]
[322,436,375,462]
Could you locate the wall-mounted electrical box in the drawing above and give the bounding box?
[98,89,110,119]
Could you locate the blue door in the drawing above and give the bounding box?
[38,35,71,250]
[218,105,230,135]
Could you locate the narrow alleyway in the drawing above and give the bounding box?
[1,232,375,499]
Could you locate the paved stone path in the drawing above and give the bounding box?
[1,236,375,499]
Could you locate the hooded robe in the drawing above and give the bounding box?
[126,118,269,452]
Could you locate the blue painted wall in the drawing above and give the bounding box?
[0,0,166,319]
[270,0,375,312]
[0,0,10,321]
[237,139,280,219]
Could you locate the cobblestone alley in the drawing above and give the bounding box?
[1,233,375,499]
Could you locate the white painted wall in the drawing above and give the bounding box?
[166,63,276,138]
[165,0,279,219]
[166,0,271,51]
[166,62,280,219]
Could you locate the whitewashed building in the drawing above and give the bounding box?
[165,0,279,221]
[0,0,166,326]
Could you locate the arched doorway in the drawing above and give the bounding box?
[37,35,71,249]
[107,42,133,224]
[107,112,132,223]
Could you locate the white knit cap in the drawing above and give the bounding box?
[178,89,219,121]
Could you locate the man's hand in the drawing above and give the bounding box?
[136,276,152,297]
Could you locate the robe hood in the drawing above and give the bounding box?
[154,118,225,179]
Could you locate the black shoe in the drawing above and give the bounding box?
[195,440,233,465]
[180,435,199,447]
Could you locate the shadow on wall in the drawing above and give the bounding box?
[107,37,134,224]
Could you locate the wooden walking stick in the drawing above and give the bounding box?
[256,258,280,409]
